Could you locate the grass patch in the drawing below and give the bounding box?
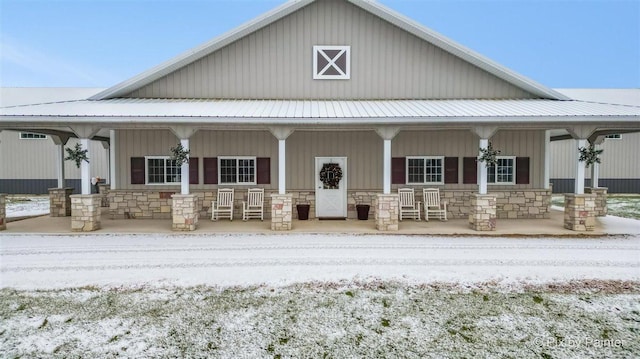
[0,283,638,358]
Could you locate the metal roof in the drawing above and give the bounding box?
[89,0,568,101]
[2,99,638,126]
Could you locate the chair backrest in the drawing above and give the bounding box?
[423,188,441,207]
[247,188,264,208]
[217,188,234,207]
[398,188,415,207]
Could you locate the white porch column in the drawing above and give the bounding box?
[169,126,198,195]
[544,130,551,190]
[80,138,91,195]
[109,130,117,190]
[278,139,286,194]
[375,127,400,195]
[57,143,66,188]
[575,138,587,194]
[478,138,489,195]
[180,138,190,195]
[269,127,294,195]
[383,139,391,194]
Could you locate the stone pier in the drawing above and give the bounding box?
[564,194,596,231]
[374,194,399,231]
[49,187,74,217]
[171,194,199,231]
[71,194,101,232]
[98,184,110,207]
[585,187,608,217]
[271,194,292,231]
[469,194,497,231]
[0,194,6,230]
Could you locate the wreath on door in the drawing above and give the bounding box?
[320,163,343,189]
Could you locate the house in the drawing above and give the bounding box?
[0,88,110,194]
[1,0,638,232]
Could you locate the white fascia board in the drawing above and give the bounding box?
[90,0,313,100]
[349,0,570,101]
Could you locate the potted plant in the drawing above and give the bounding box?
[356,203,370,220]
[296,201,310,220]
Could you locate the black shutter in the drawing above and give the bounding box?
[131,157,145,184]
[444,157,459,184]
[391,157,406,184]
[256,157,271,184]
[463,157,477,184]
[189,157,199,185]
[203,157,218,184]
[516,157,530,184]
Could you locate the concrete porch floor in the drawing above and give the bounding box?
[3,208,638,236]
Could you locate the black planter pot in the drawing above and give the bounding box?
[296,204,310,220]
[356,204,370,220]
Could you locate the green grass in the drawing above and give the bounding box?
[1,282,638,358]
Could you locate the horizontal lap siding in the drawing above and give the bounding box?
[126,0,534,100]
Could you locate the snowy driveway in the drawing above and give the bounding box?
[1,234,639,289]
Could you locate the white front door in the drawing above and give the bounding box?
[315,157,347,218]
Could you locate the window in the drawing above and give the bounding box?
[20,132,47,139]
[406,156,444,185]
[219,157,256,185]
[313,46,350,80]
[487,156,516,184]
[145,156,181,185]
[605,134,622,140]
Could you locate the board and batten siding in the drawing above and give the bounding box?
[116,129,544,191]
[125,0,535,100]
[551,133,640,180]
[393,129,545,189]
[116,129,279,191]
[0,130,109,193]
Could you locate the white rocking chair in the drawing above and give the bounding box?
[242,188,264,221]
[211,188,234,221]
[423,188,448,221]
[398,188,421,221]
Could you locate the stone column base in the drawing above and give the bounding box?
[49,187,74,217]
[585,187,608,217]
[98,184,110,207]
[374,194,399,231]
[71,194,101,232]
[469,194,497,231]
[271,194,292,231]
[0,194,6,231]
[564,194,596,231]
[172,194,199,231]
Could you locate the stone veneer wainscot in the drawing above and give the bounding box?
[49,187,73,217]
[0,194,6,230]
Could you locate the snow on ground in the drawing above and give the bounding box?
[1,234,639,358]
[5,196,49,218]
[1,234,638,290]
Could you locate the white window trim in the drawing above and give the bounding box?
[313,45,351,80]
[19,132,47,139]
[218,156,257,185]
[406,156,445,185]
[488,156,516,185]
[144,156,181,186]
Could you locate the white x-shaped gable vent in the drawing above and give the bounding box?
[313,45,351,80]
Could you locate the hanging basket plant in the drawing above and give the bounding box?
[578,144,603,167]
[319,163,343,189]
[170,143,190,166]
[64,143,90,168]
[478,142,501,166]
